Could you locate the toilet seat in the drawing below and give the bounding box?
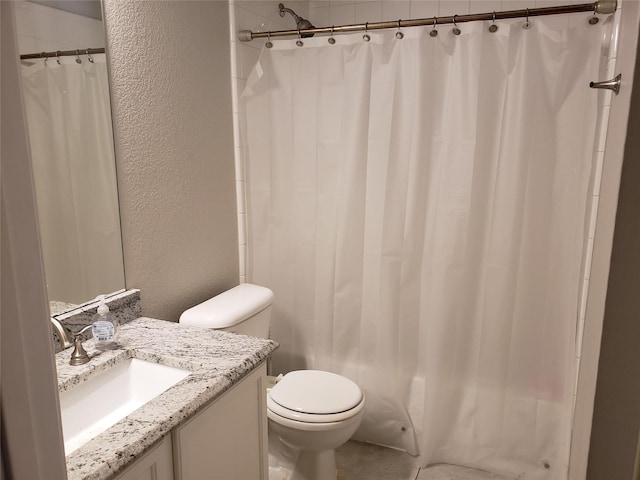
[267,395,365,423]
[268,370,364,423]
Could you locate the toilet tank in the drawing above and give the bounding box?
[179,284,274,338]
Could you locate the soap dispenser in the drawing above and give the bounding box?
[91,295,119,350]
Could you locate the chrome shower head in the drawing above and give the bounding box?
[278,3,315,37]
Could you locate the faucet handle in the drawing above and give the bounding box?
[69,325,92,366]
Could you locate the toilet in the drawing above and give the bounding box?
[180,283,365,480]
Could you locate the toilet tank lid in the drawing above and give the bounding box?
[179,283,274,329]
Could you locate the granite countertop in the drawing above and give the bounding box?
[50,300,79,315]
[57,317,278,480]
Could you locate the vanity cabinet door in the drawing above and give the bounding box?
[115,435,174,480]
[172,363,268,480]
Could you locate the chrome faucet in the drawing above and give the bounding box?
[51,318,92,365]
[51,317,74,349]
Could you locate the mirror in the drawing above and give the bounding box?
[16,0,125,315]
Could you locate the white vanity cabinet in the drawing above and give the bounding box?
[115,436,174,480]
[172,362,269,480]
[114,362,268,480]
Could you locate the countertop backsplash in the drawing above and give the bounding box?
[52,289,141,353]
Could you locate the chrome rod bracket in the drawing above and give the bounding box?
[595,0,617,15]
[238,30,254,42]
[590,73,621,95]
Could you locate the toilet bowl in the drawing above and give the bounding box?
[267,370,365,480]
[180,284,365,480]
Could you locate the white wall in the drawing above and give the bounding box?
[587,47,640,473]
[14,0,104,55]
[570,0,640,477]
[575,0,621,393]
[307,0,589,28]
[230,0,311,283]
[1,2,67,478]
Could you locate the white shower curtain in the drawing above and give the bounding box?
[21,55,123,305]
[243,17,601,479]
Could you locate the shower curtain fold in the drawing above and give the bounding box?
[242,17,601,480]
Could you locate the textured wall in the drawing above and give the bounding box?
[103,0,239,321]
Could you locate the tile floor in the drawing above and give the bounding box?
[269,438,512,480]
[335,441,513,480]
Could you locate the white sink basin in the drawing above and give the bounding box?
[60,358,190,455]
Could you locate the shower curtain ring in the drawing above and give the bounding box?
[430,17,438,37]
[489,11,498,32]
[43,53,49,65]
[266,31,273,48]
[588,12,599,25]
[75,49,82,64]
[86,49,94,63]
[363,22,370,42]
[56,51,61,65]
[296,28,304,47]
[452,15,461,35]
[523,8,531,29]
[396,20,404,39]
[328,25,336,44]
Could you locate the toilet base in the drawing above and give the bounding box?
[292,449,336,480]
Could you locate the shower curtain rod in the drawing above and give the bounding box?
[238,0,616,42]
[20,48,105,60]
